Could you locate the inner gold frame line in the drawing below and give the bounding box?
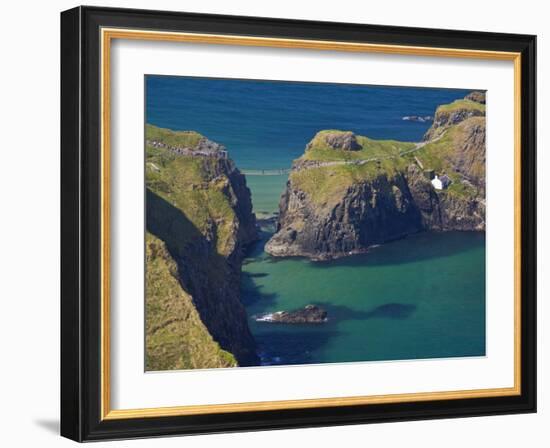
[100,27,522,421]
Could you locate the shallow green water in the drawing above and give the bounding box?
[244,175,288,217]
[242,177,486,366]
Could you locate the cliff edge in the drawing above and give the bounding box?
[145,125,259,370]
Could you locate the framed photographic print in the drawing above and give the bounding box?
[60,6,536,442]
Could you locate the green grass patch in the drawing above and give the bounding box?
[146,124,203,148]
[436,99,486,114]
[303,130,415,162]
[290,130,414,206]
[145,140,239,257]
[410,118,485,199]
[291,156,407,206]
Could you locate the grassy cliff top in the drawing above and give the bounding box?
[291,113,485,206]
[290,158,408,207]
[302,130,415,162]
[145,128,238,257]
[146,124,203,148]
[290,130,413,206]
[436,99,486,114]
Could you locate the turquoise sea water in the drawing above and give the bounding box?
[242,225,486,365]
[146,76,486,366]
[243,175,288,216]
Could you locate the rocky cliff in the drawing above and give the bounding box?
[423,91,486,141]
[266,93,486,261]
[145,233,237,370]
[145,125,259,369]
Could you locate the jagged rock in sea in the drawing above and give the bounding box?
[266,93,486,261]
[255,305,328,324]
[145,125,259,369]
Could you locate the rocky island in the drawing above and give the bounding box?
[145,125,259,370]
[255,305,328,324]
[265,92,486,260]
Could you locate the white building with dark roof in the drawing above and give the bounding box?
[431,174,452,190]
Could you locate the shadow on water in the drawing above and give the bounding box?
[250,303,416,366]
[255,330,341,366]
[307,231,486,269]
[247,272,270,278]
[315,302,417,321]
[240,270,279,307]
[241,226,280,308]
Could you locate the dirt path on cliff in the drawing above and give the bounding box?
[292,132,446,172]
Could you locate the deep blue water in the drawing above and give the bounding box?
[146,76,471,170]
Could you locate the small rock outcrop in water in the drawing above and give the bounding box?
[402,115,433,122]
[266,92,486,261]
[255,305,328,324]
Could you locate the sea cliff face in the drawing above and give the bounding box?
[266,92,486,261]
[145,125,258,369]
[266,171,423,259]
[423,92,486,141]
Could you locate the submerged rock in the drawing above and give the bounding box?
[255,305,328,324]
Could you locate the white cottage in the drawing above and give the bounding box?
[431,174,451,190]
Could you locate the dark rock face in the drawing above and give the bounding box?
[465,91,486,104]
[255,305,328,324]
[323,131,362,151]
[266,173,424,260]
[224,163,259,254]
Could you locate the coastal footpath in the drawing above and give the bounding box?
[265,92,486,260]
[145,125,259,370]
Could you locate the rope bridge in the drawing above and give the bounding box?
[240,168,291,175]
